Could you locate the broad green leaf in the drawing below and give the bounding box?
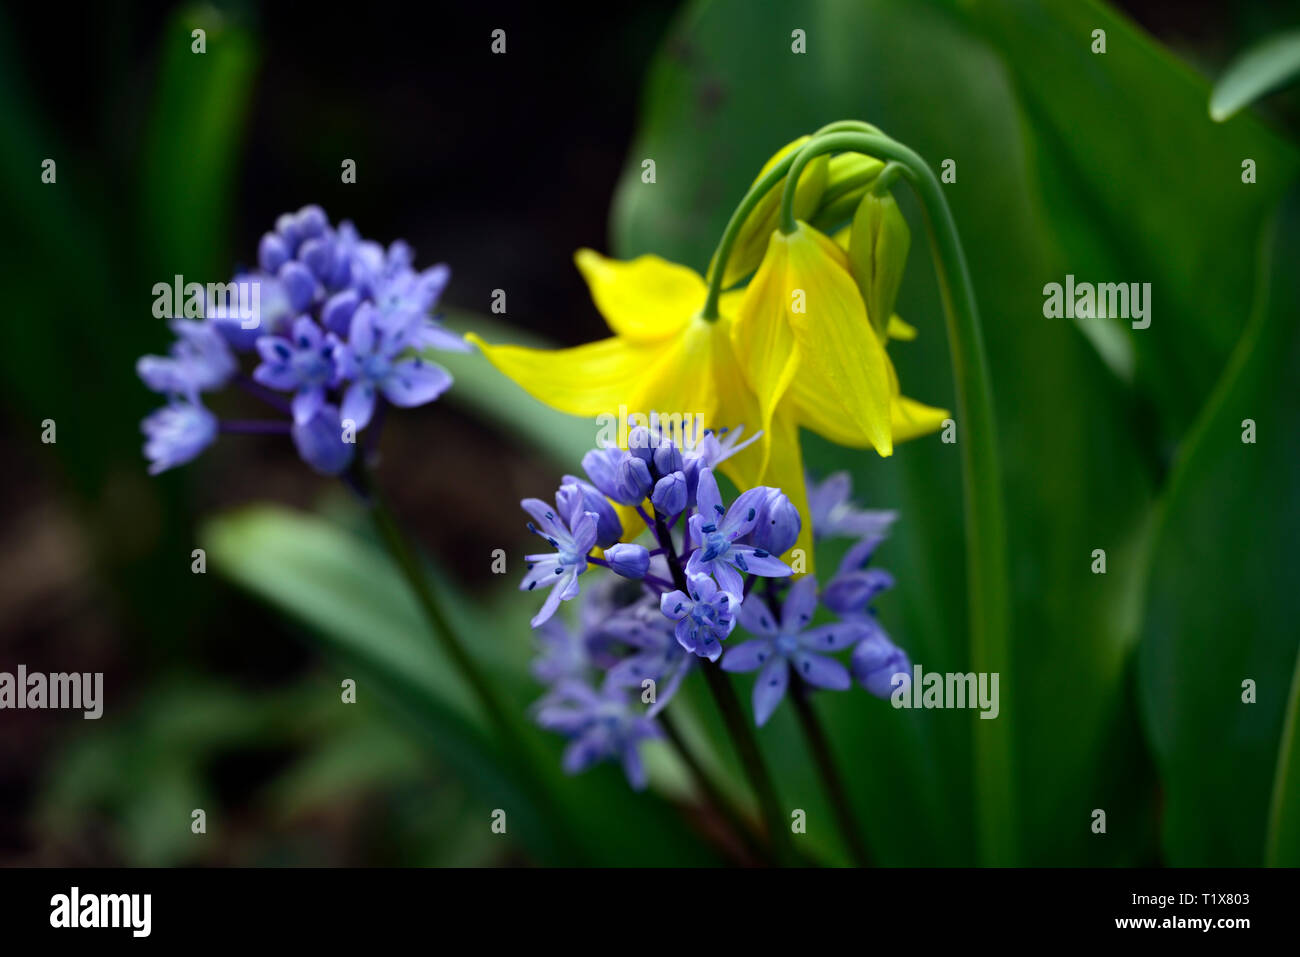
[1269,650,1300,866]
[141,6,257,278]
[1211,30,1300,122]
[1139,190,1300,865]
[956,0,1299,435]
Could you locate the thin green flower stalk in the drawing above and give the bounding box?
[777,128,1015,866]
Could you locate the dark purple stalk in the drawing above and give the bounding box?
[220,419,292,434]
[234,373,292,414]
[763,580,871,866]
[650,506,792,864]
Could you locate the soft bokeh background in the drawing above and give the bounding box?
[1,0,1297,865]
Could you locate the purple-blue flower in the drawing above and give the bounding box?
[533,680,661,790]
[659,572,739,662]
[136,319,237,396]
[141,398,218,475]
[722,577,865,725]
[253,316,340,425]
[291,403,355,476]
[807,470,897,541]
[561,476,623,548]
[603,600,695,716]
[334,303,454,430]
[822,536,895,617]
[136,204,459,477]
[686,468,792,595]
[531,615,591,686]
[520,484,599,627]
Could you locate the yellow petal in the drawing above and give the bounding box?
[730,231,802,476]
[465,332,671,418]
[788,366,948,447]
[887,314,917,341]
[783,222,894,457]
[574,249,705,343]
[892,395,951,442]
[708,314,766,490]
[634,317,720,430]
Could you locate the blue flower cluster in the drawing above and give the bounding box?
[136,205,466,475]
[519,421,911,789]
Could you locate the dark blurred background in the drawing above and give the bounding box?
[0,0,1294,865]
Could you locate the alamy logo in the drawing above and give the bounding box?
[890,665,1000,719]
[0,666,102,719]
[594,406,707,451]
[152,274,260,328]
[1042,274,1150,329]
[50,887,151,937]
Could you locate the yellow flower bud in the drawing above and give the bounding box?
[846,190,911,340]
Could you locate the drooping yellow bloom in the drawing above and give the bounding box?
[466,235,947,566]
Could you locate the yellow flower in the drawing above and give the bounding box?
[466,233,946,567]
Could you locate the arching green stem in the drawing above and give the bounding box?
[778,130,1015,866]
[871,161,907,197]
[701,121,888,320]
[700,157,798,320]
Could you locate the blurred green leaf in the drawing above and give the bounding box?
[1269,651,1300,866]
[1210,30,1300,122]
[142,6,258,277]
[957,0,1299,435]
[440,310,597,466]
[1139,189,1300,865]
[202,503,720,865]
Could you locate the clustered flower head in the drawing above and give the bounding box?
[135,204,466,476]
[520,417,912,789]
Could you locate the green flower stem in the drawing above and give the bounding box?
[368,489,513,735]
[653,509,791,862]
[700,158,798,320]
[789,674,872,867]
[659,709,774,865]
[701,121,887,321]
[355,464,586,861]
[779,130,1016,866]
[700,662,791,862]
[871,161,907,197]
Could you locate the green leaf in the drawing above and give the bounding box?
[1268,649,1300,865]
[1210,30,1300,122]
[955,0,1299,435]
[439,310,597,466]
[141,6,258,277]
[202,503,720,865]
[1139,189,1300,865]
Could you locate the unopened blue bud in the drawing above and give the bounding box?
[563,476,623,548]
[751,488,801,555]
[627,425,655,462]
[851,631,910,700]
[279,260,317,312]
[651,471,687,517]
[615,455,652,504]
[258,232,289,273]
[605,543,650,580]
